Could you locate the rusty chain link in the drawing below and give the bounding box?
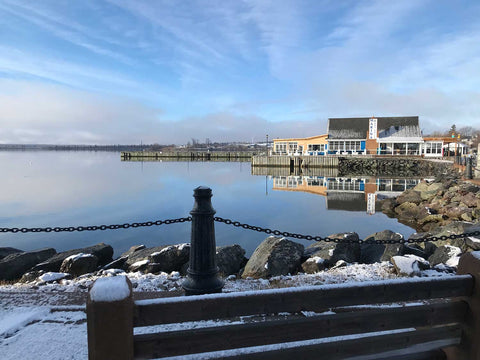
[1,215,480,245]
[214,217,480,245]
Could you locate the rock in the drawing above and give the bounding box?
[37,272,71,283]
[148,243,190,273]
[20,270,45,283]
[242,236,304,279]
[331,260,348,269]
[216,245,247,277]
[458,192,478,208]
[418,214,445,225]
[59,253,99,277]
[414,182,444,201]
[0,247,23,260]
[392,255,430,276]
[441,204,471,220]
[102,256,128,270]
[361,230,403,264]
[427,222,474,251]
[466,236,480,250]
[428,245,462,267]
[380,198,397,217]
[120,245,146,258]
[128,259,150,272]
[32,243,113,272]
[396,190,422,205]
[124,246,167,267]
[306,233,361,267]
[394,202,429,224]
[301,256,326,274]
[0,248,56,281]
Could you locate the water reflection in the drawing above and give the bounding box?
[271,175,423,214]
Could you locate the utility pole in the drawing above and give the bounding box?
[266,134,269,157]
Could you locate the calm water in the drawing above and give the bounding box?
[0,151,418,257]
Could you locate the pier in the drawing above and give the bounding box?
[121,151,258,161]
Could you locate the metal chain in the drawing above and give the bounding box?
[214,217,480,245]
[0,217,192,234]
[2,215,480,245]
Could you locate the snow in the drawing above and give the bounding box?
[38,272,69,283]
[64,253,95,262]
[0,262,460,360]
[89,275,131,302]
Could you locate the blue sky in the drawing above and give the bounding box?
[0,0,479,144]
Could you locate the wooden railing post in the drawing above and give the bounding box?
[445,251,480,359]
[182,186,224,295]
[87,276,134,360]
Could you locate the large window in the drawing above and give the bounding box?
[424,142,442,155]
[288,142,298,153]
[275,142,287,154]
[329,140,362,152]
[308,144,325,152]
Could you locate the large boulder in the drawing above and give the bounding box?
[0,248,56,281]
[216,244,247,277]
[242,237,304,279]
[32,243,113,272]
[361,230,402,264]
[148,243,190,273]
[428,245,462,267]
[301,256,326,274]
[414,182,444,201]
[59,253,99,277]
[396,190,422,205]
[124,246,166,267]
[0,247,23,260]
[304,233,361,267]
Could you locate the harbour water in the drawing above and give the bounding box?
[0,151,421,257]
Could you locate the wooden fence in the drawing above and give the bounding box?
[86,251,480,360]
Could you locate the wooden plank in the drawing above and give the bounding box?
[134,275,473,326]
[196,325,461,360]
[133,301,466,358]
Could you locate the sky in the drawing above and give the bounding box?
[0,0,479,145]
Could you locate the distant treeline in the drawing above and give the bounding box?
[0,144,153,151]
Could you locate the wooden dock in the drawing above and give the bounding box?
[121,151,258,161]
[251,155,339,168]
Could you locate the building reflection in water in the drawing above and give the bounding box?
[270,173,424,215]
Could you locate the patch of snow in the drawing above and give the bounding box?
[64,253,94,262]
[38,272,68,283]
[89,275,131,302]
[328,249,334,256]
[264,263,269,270]
[177,243,189,251]
[131,259,149,267]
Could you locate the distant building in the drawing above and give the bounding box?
[272,116,466,157]
[272,134,328,156]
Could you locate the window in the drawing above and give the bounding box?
[308,144,325,152]
[288,142,298,153]
[275,142,287,154]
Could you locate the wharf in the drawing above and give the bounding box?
[121,151,258,161]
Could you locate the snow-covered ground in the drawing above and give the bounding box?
[0,262,451,360]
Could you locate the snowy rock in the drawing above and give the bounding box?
[301,256,326,274]
[305,232,361,267]
[242,236,304,279]
[147,243,190,273]
[391,255,430,276]
[32,243,113,273]
[128,259,150,272]
[102,256,128,270]
[60,253,99,277]
[0,248,56,281]
[428,245,462,267]
[38,272,70,283]
[466,236,480,251]
[216,244,247,277]
[331,260,348,269]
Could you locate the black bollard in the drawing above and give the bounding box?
[466,156,473,179]
[182,186,224,295]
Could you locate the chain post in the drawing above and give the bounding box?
[182,186,224,296]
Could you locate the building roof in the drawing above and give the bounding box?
[327,116,420,139]
[273,134,327,142]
